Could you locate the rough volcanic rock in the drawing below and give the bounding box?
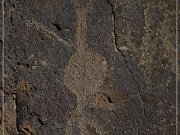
[0,0,177,135]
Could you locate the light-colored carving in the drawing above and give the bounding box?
[63,2,109,134]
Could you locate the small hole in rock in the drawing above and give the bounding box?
[17,62,20,65]
[107,96,113,103]
[26,64,30,68]
[52,23,62,31]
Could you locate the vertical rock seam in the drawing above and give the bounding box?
[106,0,145,117]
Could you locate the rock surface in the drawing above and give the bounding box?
[0,0,177,134]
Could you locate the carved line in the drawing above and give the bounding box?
[25,19,74,48]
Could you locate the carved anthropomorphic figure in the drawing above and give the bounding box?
[63,1,109,135]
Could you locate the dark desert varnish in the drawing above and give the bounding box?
[34,0,63,7]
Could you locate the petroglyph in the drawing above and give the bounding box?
[93,90,124,111]
[25,19,73,48]
[63,1,109,134]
